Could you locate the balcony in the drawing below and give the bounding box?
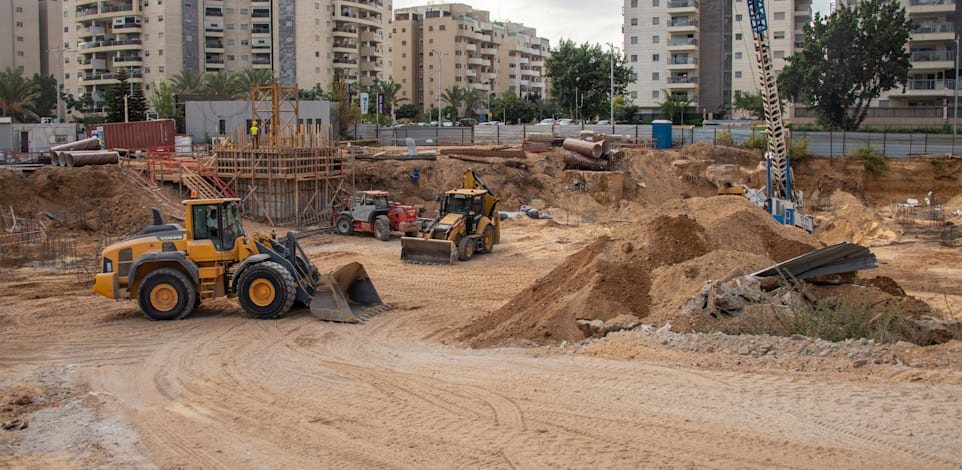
[78,58,106,70]
[112,55,143,65]
[78,38,143,53]
[668,55,698,70]
[205,41,224,52]
[668,17,698,32]
[251,8,270,17]
[204,7,223,16]
[466,69,477,77]
[913,23,954,41]
[333,42,358,53]
[667,0,698,13]
[907,0,955,14]
[467,57,483,65]
[77,5,136,21]
[667,37,698,50]
[530,60,544,68]
[667,76,698,89]
[519,57,529,64]
[520,68,538,77]
[333,26,359,37]
[466,43,477,52]
[911,50,954,69]
[530,81,545,89]
[359,45,381,56]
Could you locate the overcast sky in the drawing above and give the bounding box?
[393,0,833,50]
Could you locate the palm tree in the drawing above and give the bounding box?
[235,68,277,99]
[0,67,39,122]
[169,69,203,94]
[442,85,466,121]
[202,72,244,99]
[657,89,692,124]
[369,79,405,117]
[461,87,484,118]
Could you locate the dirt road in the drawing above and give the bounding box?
[2,220,962,468]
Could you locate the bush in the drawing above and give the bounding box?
[715,129,734,146]
[850,146,889,176]
[742,131,767,150]
[788,136,810,162]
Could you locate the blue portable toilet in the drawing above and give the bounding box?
[652,120,672,149]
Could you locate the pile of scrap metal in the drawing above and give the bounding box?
[522,133,564,152]
[49,137,120,167]
[562,137,617,171]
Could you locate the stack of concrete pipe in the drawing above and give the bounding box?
[562,137,611,171]
[48,137,118,167]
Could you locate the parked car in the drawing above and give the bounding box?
[456,118,478,127]
[557,119,574,125]
[535,118,556,126]
[595,120,611,125]
[479,120,502,126]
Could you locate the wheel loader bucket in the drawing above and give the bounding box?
[310,262,386,323]
[400,237,457,265]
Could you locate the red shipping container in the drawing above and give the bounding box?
[96,119,177,150]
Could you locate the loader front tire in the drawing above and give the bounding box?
[138,268,196,321]
[374,215,391,241]
[457,236,475,261]
[237,261,296,320]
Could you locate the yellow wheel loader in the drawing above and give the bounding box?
[400,169,500,265]
[92,198,384,322]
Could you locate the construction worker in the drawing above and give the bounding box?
[250,120,259,148]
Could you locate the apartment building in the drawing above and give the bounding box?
[392,3,549,115]
[60,0,391,110]
[1,0,43,76]
[623,0,810,118]
[879,0,957,109]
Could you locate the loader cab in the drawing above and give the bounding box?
[188,199,245,251]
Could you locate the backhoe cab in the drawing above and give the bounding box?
[93,198,384,322]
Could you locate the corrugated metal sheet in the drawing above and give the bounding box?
[752,242,878,280]
[98,119,177,150]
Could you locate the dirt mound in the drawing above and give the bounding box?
[0,166,177,239]
[456,196,821,347]
[813,191,898,246]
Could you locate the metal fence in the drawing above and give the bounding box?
[351,123,962,158]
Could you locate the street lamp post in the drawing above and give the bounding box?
[955,34,959,138]
[485,80,493,122]
[606,42,616,126]
[430,50,445,129]
[46,48,64,122]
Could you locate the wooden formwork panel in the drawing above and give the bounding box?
[215,148,344,179]
[234,178,339,227]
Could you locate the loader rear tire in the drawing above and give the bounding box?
[237,261,296,320]
[138,268,196,321]
[336,214,354,235]
[374,215,391,241]
[457,236,475,261]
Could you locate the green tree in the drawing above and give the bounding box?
[492,92,537,124]
[299,83,325,100]
[368,79,405,118]
[150,80,180,120]
[778,0,912,130]
[395,103,418,120]
[0,66,39,122]
[545,40,634,120]
[30,73,58,120]
[105,68,131,122]
[63,92,104,123]
[170,69,203,94]
[733,90,765,120]
[202,71,244,98]
[441,85,466,120]
[235,68,277,98]
[328,74,360,139]
[462,88,484,118]
[657,90,692,124]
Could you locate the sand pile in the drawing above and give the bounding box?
[457,196,821,347]
[0,166,176,239]
[814,191,898,246]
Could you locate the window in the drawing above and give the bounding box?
[652,17,659,25]
[630,91,638,99]
[159,66,165,72]
[428,26,433,31]
[439,25,445,30]
[735,33,742,40]
[240,8,247,14]
[15,6,22,12]
[773,31,785,39]
[630,0,637,6]
[241,40,248,46]
[653,53,660,62]
[401,40,406,45]
[630,54,638,62]
[652,90,659,99]
[159,49,164,56]
[158,32,163,38]
[735,52,742,60]
[774,50,785,58]
[774,12,785,20]
[227,39,235,46]
[16,22,23,27]
[652,35,659,44]
[652,72,659,80]
[652,0,659,6]
[630,36,638,45]
[735,71,742,78]
[736,14,742,21]
[241,24,248,30]
[227,24,234,30]
[157,15,163,21]
[228,54,235,60]
[630,18,638,26]
[63,26,68,32]
[16,36,23,42]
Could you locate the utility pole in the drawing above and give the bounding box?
[430,50,445,129]
[955,33,959,138]
[47,48,64,122]
[606,42,615,125]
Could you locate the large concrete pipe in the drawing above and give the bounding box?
[562,138,603,159]
[564,150,609,171]
[63,150,119,167]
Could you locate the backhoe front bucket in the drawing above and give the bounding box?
[310,262,386,322]
[400,237,457,265]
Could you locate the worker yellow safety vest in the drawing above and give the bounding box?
[251,124,259,135]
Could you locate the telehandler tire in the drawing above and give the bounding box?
[336,214,354,235]
[138,268,197,321]
[237,261,296,319]
[374,215,391,241]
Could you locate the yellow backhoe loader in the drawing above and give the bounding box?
[400,169,500,265]
[93,198,384,322]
